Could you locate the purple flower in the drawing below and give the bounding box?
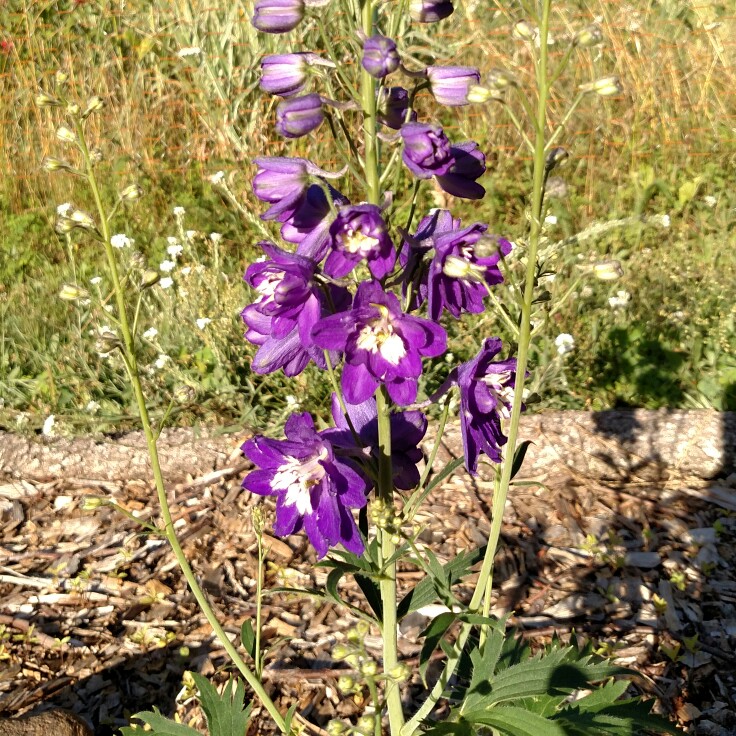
[428,224,512,320]
[400,122,453,179]
[361,35,400,78]
[312,281,447,406]
[377,87,415,129]
[276,94,324,138]
[242,242,349,375]
[324,204,396,280]
[436,141,486,200]
[242,413,368,558]
[410,0,454,22]
[252,0,305,33]
[260,53,314,97]
[324,394,427,490]
[455,337,520,474]
[426,66,480,106]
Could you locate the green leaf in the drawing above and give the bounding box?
[191,673,252,736]
[425,456,465,494]
[283,702,299,735]
[419,611,457,684]
[120,708,201,736]
[240,619,256,659]
[556,697,682,735]
[510,440,533,479]
[397,546,485,619]
[464,705,567,736]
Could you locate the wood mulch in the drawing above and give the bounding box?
[1,412,735,735]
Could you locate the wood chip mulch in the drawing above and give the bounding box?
[1,424,735,736]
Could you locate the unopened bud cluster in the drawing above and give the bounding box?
[368,498,402,542]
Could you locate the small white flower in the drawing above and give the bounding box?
[661,214,671,228]
[103,304,114,312]
[143,327,158,340]
[703,195,717,208]
[154,354,171,370]
[167,236,180,246]
[173,206,186,217]
[544,214,558,225]
[167,243,184,258]
[608,290,631,309]
[86,400,101,414]
[181,266,192,276]
[285,395,299,408]
[90,276,102,285]
[210,232,223,244]
[209,171,225,186]
[42,415,56,436]
[196,317,212,330]
[111,233,133,249]
[177,46,202,58]
[160,277,174,289]
[554,333,575,355]
[57,202,73,217]
[160,259,176,273]
[185,229,197,241]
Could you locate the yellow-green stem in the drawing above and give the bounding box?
[74,118,287,733]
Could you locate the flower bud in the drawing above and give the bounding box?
[140,269,161,288]
[66,102,81,117]
[337,675,355,694]
[69,209,96,229]
[55,70,69,86]
[55,217,77,235]
[56,126,77,144]
[59,284,88,301]
[360,660,378,677]
[89,147,104,165]
[120,183,143,201]
[275,93,324,138]
[467,85,496,104]
[356,715,376,733]
[252,0,305,33]
[512,20,537,40]
[361,35,400,79]
[82,96,104,118]
[35,90,60,108]
[410,0,454,23]
[574,24,604,48]
[426,66,480,107]
[593,260,623,281]
[42,156,72,173]
[333,643,351,660]
[81,496,106,511]
[174,385,196,404]
[389,662,411,682]
[486,68,517,90]
[580,76,623,97]
[326,721,347,736]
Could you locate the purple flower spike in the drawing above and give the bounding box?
[428,224,512,320]
[325,204,396,280]
[324,394,428,491]
[312,281,447,406]
[276,94,324,138]
[260,53,314,97]
[400,122,453,179]
[427,66,480,106]
[242,413,368,558]
[455,337,520,474]
[410,0,454,22]
[436,141,486,200]
[362,35,400,78]
[252,0,305,33]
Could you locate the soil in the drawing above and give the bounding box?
[0,410,735,735]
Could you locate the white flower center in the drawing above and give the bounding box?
[443,255,486,283]
[355,309,407,366]
[255,271,284,303]
[341,229,379,256]
[272,448,328,515]
[482,370,515,419]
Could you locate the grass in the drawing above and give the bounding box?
[0,0,735,436]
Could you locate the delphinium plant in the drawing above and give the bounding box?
[37,1,681,735]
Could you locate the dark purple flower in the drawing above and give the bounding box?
[426,66,480,106]
[455,337,520,474]
[410,0,454,22]
[242,413,368,558]
[324,394,427,490]
[252,157,343,223]
[242,242,349,375]
[377,87,415,129]
[361,35,400,78]
[276,94,324,138]
[400,122,453,179]
[324,204,396,280]
[436,141,486,200]
[252,0,304,33]
[428,224,512,320]
[312,281,447,406]
[260,53,315,97]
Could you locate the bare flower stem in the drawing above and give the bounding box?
[73,117,287,733]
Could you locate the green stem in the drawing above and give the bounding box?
[74,118,287,733]
[400,2,553,732]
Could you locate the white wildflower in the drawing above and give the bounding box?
[57,202,73,217]
[177,46,202,58]
[703,195,717,208]
[285,395,300,408]
[661,214,671,228]
[544,214,558,225]
[86,400,101,414]
[173,206,186,217]
[554,333,575,355]
[42,415,56,436]
[167,243,184,258]
[185,229,197,241]
[103,304,114,312]
[154,354,171,370]
[210,232,223,244]
[209,171,225,186]
[196,317,212,330]
[111,233,133,249]
[143,327,158,340]
[167,236,180,246]
[160,277,174,289]
[160,259,176,273]
[181,266,192,276]
[90,276,102,285]
[608,290,631,309]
